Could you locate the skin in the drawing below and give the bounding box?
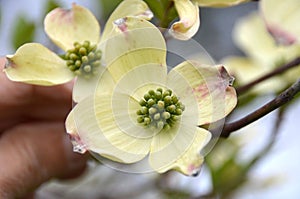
[0,57,88,199]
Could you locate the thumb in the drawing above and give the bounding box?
[0,122,87,199]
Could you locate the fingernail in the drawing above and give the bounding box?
[62,135,88,179]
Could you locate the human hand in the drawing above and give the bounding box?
[0,57,87,199]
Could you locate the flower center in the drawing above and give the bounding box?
[136,88,185,130]
[62,41,102,78]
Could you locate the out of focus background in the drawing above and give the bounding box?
[1,0,300,198]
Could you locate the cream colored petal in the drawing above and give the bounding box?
[109,63,169,138]
[66,95,151,163]
[233,12,279,66]
[100,0,152,42]
[222,56,288,93]
[4,43,74,86]
[194,0,249,8]
[169,0,200,40]
[102,17,167,82]
[167,61,237,125]
[94,63,168,138]
[95,94,152,162]
[44,4,100,51]
[233,12,300,72]
[107,63,167,101]
[149,126,211,176]
[72,65,108,103]
[260,0,300,45]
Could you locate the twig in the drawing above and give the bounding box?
[219,78,300,137]
[236,57,300,95]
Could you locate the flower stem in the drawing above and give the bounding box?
[236,56,300,95]
[220,78,300,137]
[159,0,174,28]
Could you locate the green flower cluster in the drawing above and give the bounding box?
[62,41,102,77]
[136,87,185,130]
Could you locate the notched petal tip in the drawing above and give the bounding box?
[267,24,297,46]
[68,133,88,154]
[65,111,88,154]
[219,65,235,87]
[113,17,128,32]
[140,10,154,20]
[4,56,13,69]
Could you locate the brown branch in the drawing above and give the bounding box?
[236,57,300,95]
[219,78,300,137]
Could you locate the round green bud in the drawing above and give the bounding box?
[89,44,96,51]
[92,60,101,67]
[172,95,178,103]
[163,124,170,130]
[83,41,90,48]
[162,112,171,119]
[79,47,87,55]
[155,91,162,100]
[74,70,81,75]
[83,65,92,73]
[154,113,161,120]
[147,99,155,107]
[141,106,148,114]
[148,90,155,96]
[75,60,82,67]
[96,51,102,59]
[137,116,144,123]
[65,52,71,59]
[157,101,164,110]
[81,56,89,64]
[164,96,172,104]
[177,103,185,111]
[75,43,81,51]
[70,53,78,60]
[88,52,95,60]
[144,93,151,101]
[149,107,157,115]
[176,108,182,115]
[139,99,147,106]
[157,121,164,129]
[66,60,74,66]
[167,105,176,113]
[136,110,143,115]
[157,88,163,93]
[144,117,151,125]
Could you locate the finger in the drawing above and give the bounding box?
[0,57,73,131]
[0,122,87,199]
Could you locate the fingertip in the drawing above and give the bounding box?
[0,122,88,198]
[58,134,89,179]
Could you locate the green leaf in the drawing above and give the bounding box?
[163,189,191,199]
[144,0,165,19]
[143,0,178,28]
[99,0,123,22]
[12,15,35,50]
[44,0,61,15]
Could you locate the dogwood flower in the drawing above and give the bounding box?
[66,16,237,176]
[4,0,153,102]
[170,0,249,40]
[222,12,300,94]
[260,0,300,45]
